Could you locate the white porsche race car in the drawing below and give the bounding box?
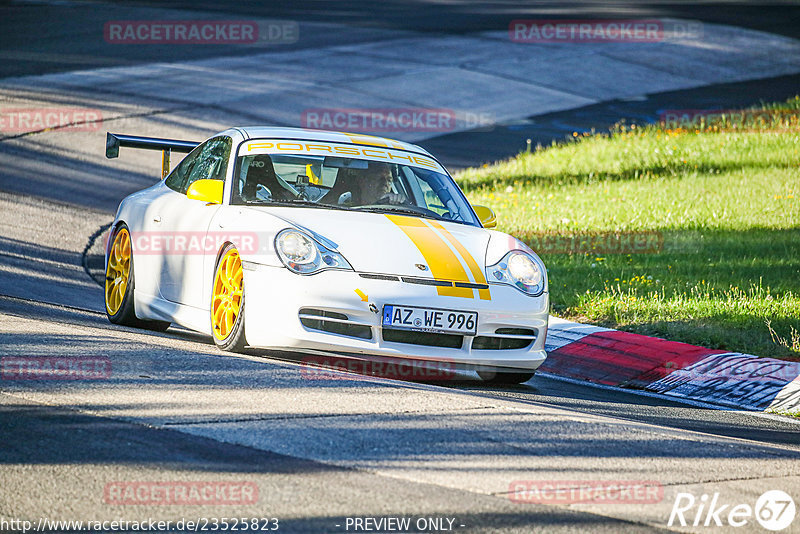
[104,127,548,383]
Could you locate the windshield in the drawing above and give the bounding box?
[232,153,480,226]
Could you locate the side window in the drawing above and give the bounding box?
[165,136,232,194]
[165,147,199,193]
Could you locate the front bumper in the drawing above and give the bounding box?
[243,266,548,372]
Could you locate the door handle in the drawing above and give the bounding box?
[153,216,162,223]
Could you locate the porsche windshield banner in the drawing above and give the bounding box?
[241,139,445,173]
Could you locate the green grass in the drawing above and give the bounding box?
[456,97,800,360]
[768,409,800,419]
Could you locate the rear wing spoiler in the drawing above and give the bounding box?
[106,132,199,178]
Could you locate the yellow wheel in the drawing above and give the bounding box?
[105,225,135,324]
[104,223,170,331]
[211,244,247,351]
[106,226,131,316]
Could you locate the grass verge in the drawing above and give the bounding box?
[457,97,800,360]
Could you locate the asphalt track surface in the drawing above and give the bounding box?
[1,1,800,532]
[134,1,800,38]
[3,1,800,166]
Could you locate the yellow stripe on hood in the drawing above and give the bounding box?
[428,220,491,300]
[386,214,489,299]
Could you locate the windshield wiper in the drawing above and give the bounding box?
[248,198,352,211]
[354,206,445,220]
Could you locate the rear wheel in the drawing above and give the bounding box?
[105,224,170,331]
[105,225,136,325]
[478,371,535,385]
[211,244,247,352]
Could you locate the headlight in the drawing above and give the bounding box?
[508,254,542,287]
[486,251,546,296]
[275,229,352,275]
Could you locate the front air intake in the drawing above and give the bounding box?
[472,328,537,350]
[298,308,372,340]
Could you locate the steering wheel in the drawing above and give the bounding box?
[377,193,406,205]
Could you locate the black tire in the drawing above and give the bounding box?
[478,371,535,385]
[141,318,171,332]
[211,244,247,352]
[105,223,170,332]
[105,223,137,326]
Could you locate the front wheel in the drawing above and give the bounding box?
[211,244,247,352]
[478,371,535,385]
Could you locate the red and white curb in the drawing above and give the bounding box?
[544,317,800,413]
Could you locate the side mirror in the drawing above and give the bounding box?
[473,205,497,228]
[186,179,223,205]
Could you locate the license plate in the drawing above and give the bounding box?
[382,305,477,336]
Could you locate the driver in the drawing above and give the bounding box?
[354,162,405,205]
[319,161,406,206]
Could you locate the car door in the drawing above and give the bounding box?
[155,135,232,308]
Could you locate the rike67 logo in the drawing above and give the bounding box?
[669,490,796,531]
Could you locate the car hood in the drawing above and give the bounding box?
[264,207,492,281]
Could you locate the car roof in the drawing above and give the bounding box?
[235,126,434,157]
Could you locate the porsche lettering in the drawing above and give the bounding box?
[244,140,441,171]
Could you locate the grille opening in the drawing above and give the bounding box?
[472,328,536,350]
[382,328,463,349]
[400,277,452,287]
[299,308,347,320]
[496,328,536,336]
[299,308,372,340]
[359,273,400,281]
[454,281,490,290]
[357,273,488,290]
